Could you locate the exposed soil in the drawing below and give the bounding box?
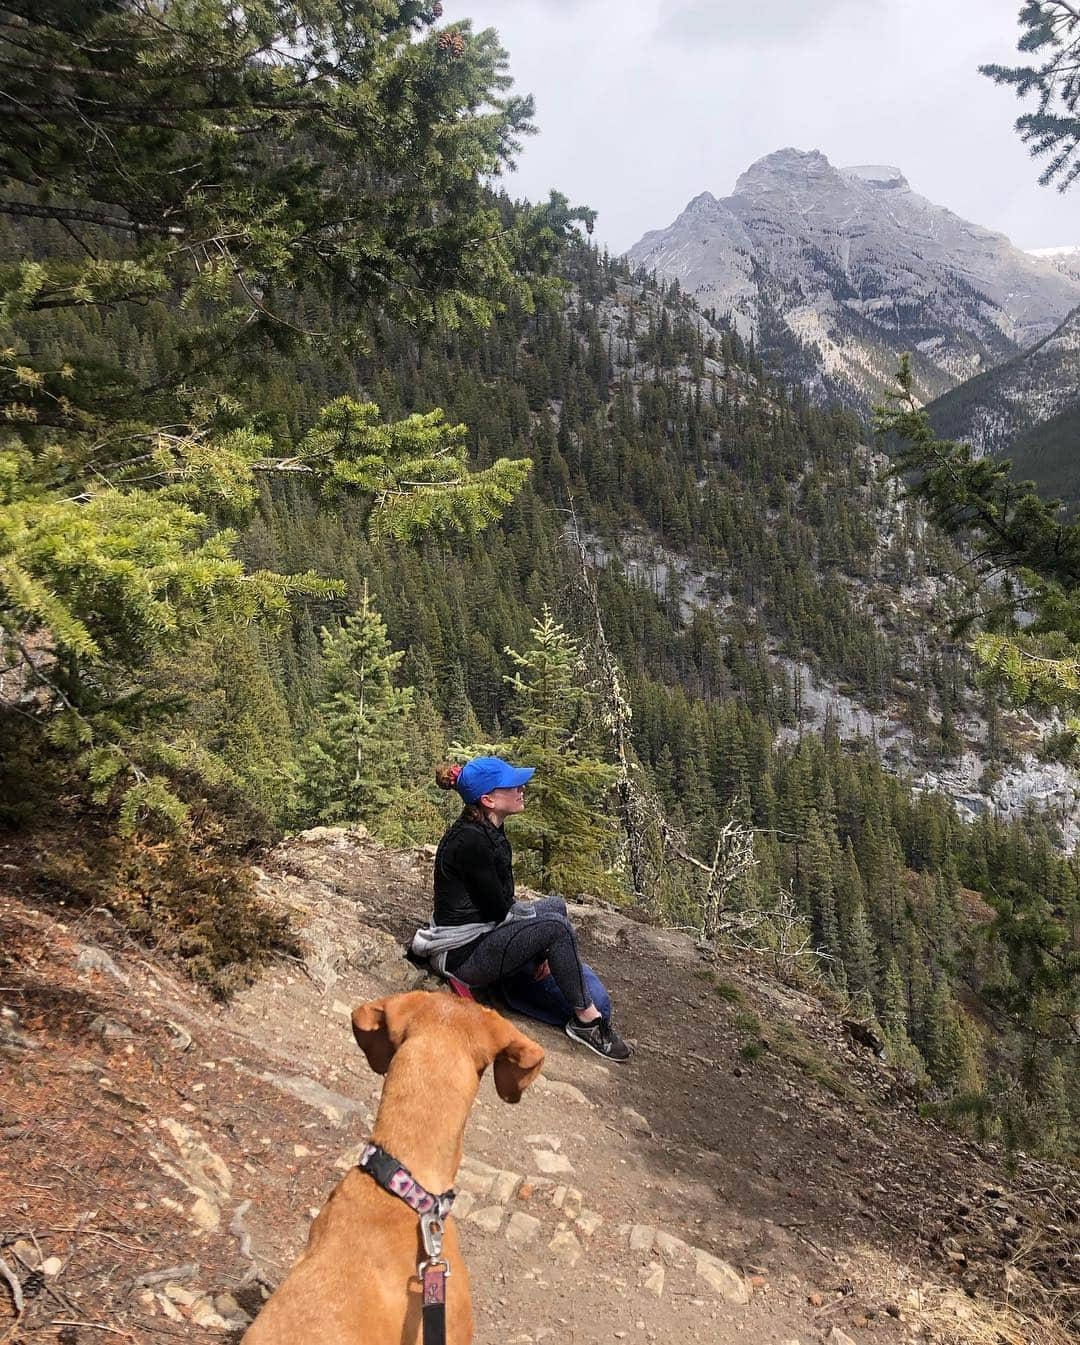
[1,826,1076,1345]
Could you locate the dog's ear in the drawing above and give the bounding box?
[352,998,396,1074]
[491,1018,545,1104]
[352,991,432,1073]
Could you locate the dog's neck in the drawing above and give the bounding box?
[369,1039,478,1195]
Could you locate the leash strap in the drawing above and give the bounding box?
[420,1211,448,1345]
[422,1265,447,1345]
[357,1145,453,1340]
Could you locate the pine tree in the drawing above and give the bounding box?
[801,809,842,974]
[882,957,912,1044]
[981,3,1080,191]
[1041,1055,1074,1156]
[922,977,983,1093]
[834,836,867,928]
[297,586,415,837]
[0,0,593,828]
[500,608,619,898]
[0,2,595,430]
[844,899,878,999]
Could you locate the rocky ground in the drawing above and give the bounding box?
[1,826,1077,1345]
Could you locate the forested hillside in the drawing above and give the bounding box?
[0,1,1076,1168]
[927,302,1080,509]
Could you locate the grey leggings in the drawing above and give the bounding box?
[449,897,591,1012]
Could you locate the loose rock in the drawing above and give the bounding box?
[468,1206,505,1234]
[89,1015,134,1041]
[524,1133,562,1151]
[639,1263,665,1297]
[189,1196,221,1232]
[75,944,128,984]
[695,1250,750,1304]
[548,1229,582,1266]
[532,1150,574,1176]
[260,1074,366,1125]
[506,1212,542,1248]
[534,1078,592,1107]
[491,1170,522,1202]
[654,1230,690,1263]
[190,1295,233,1331]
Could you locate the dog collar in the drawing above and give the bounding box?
[357,1142,456,1219]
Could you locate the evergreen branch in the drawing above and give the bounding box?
[958,969,1078,1045]
[877,357,1080,589]
[251,460,313,474]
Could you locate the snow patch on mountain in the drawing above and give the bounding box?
[841,164,909,189]
[1029,244,1080,284]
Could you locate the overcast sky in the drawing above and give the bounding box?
[459,0,1079,255]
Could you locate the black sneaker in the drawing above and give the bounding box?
[565,1016,632,1062]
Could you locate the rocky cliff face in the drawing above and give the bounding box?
[626,148,1080,410]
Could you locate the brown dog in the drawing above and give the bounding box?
[241,990,545,1345]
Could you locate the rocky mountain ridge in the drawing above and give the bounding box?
[626,148,1080,410]
[922,246,1080,505]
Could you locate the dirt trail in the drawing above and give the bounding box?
[1,827,1076,1345]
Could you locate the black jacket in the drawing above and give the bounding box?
[433,813,515,926]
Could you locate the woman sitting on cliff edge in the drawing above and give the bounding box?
[410,755,631,1062]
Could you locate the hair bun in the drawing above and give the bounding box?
[434,761,463,791]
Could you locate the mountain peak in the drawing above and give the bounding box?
[733,147,838,196]
[627,145,1080,411]
[684,190,720,213]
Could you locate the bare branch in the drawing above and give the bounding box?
[0,198,185,236]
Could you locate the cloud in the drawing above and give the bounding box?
[658,0,881,49]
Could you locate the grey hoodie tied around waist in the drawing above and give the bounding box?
[410,901,538,976]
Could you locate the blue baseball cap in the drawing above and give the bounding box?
[456,756,535,804]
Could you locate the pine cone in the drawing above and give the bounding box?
[432,2,444,16]
[436,28,465,57]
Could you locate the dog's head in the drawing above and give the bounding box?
[352,991,544,1103]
